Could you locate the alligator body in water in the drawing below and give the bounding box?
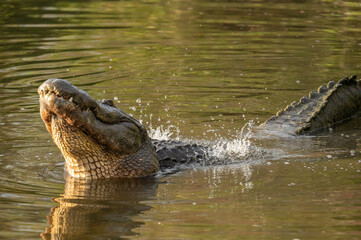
[38,75,361,179]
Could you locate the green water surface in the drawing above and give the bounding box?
[0,0,360,239]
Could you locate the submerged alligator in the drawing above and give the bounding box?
[38,75,361,179]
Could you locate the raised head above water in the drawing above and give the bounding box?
[38,79,159,179]
[39,75,361,179]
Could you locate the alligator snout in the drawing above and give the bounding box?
[39,78,76,98]
[38,79,97,111]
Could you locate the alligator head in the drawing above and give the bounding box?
[38,79,159,179]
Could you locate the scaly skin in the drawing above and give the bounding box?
[38,75,360,179]
[261,75,361,134]
[39,79,159,179]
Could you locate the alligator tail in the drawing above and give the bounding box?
[298,75,361,134]
[261,75,361,135]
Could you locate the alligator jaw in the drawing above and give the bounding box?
[38,79,159,179]
[38,79,147,154]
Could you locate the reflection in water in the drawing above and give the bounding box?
[41,175,158,240]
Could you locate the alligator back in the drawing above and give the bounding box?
[261,75,361,135]
[152,140,207,169]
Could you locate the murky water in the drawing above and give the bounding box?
[1,0,361,239]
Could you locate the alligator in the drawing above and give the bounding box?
[38,75,361,179]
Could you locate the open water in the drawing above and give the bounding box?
[0,0,360,239]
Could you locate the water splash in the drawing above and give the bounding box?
[149,120,266,165]
[239,163,253,182]
[148,125,180,141]
[206,121,261,163]
[147,119,281,188]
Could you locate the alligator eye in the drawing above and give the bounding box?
[101,99,114,107]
